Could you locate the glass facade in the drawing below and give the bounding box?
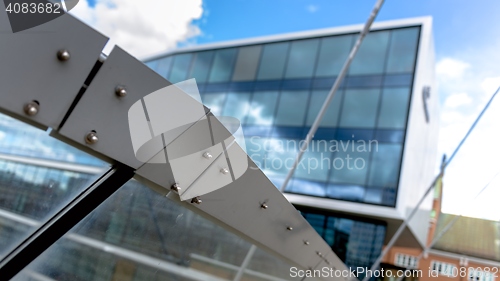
[145,26,421,207]
[143,26,420,275]
[14,180,306,281]
[0,114,108,260]
[299,207,386,276]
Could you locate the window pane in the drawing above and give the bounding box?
[14,180,303,281]
[364,187,383,204]
[232,45,262,81]
[306,90,343,127]
[257,42,290,80]
[295,142,332,182]
[155,56,173,78]
[329,141,370,185]
[202,92,227,116]
[246,91,279,125]
[275,91,309,126]
[188,51,214,83]
[377,88,411,129]
[0,114,108,260]
[315,35,353,77]
[285,39,320,79]
[208,48,238,83]
[144,60,158,71]
[367,144,402,188]
[168,54,192,83]
[246,136,267,169]
[222,92,252,122]
[263,138,299,177]
[339,89,381,128]
[288,178,327,197]
[386,27,420,73]
[349,31,390,75]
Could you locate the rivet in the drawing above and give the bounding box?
[85,130,99,144]
[203,152,213,159]
[115,86,127,97]
[220,168,229,175]
[316,251,323,257]
[303,240,310,245]
[23,101,39,116]
[191,196,202,204]
[261,203,268,209]
[287,226,293,231]
[57,50,70,61]
[171,183,181,193]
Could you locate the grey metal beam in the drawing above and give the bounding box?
[0,12,108,130]
[0,164,134,280]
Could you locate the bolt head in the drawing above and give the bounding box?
[287,226,293,231]
[24,102,39,116]
[191,196,202,204]
[115,86,127,97]
[220,168,229,175]
[57,50,70,61]
[304,240,310,245]
[85,131,99,144]
[203,152,213,159]
[171,183,181,192]
[261,203,268,209]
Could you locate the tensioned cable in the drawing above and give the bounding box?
[279,0,385,193]
[362,85,500,281]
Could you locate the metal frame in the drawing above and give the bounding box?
[0,8,352,281]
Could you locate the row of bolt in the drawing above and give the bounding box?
[26,49,335,273]
[23,49,129,146]
[170,181,332,269]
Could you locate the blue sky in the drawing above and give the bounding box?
[73,0,500,220]
[193,1,500,60]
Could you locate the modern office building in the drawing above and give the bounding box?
[143,17,439,271]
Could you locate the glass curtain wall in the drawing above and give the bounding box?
[145,26,421,207]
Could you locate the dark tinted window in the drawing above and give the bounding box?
[257,42,290,80]
[285,39,320,79]
[208,48,238,83]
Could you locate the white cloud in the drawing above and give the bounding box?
[70,0,203,59]
[443,92,472,108]
[306,5,319,13]
[436,58,470,79]
[481,76,500,95]
[434,41,500,222]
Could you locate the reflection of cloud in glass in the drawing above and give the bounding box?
[247,105,273,125]
[0,114,104,166]
[203,92,226,116]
